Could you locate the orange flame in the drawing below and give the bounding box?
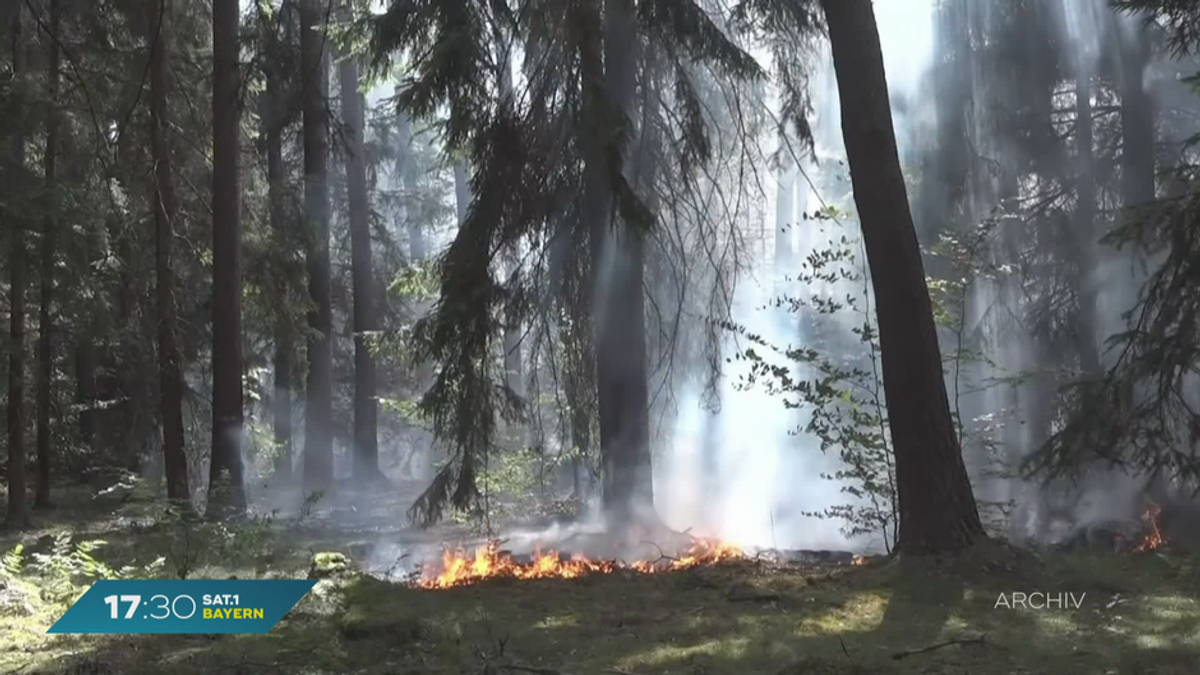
[417,538,742,589]
[851,555,868,566]
[1133,501,1165,552]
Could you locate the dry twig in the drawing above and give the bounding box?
[891,633,987,660]
[500,665,565,675]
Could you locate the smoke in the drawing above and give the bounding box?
[231,1,1199,573]
[656,0,937,554]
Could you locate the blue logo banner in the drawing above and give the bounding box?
[47,579,318,634]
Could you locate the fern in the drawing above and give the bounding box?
[1,544,24,579]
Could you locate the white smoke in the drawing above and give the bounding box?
[657,0,937,554]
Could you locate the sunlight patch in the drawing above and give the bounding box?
[621,637,751,668]
[1131,633,1170,649]
[795,592,887,634]
[1033,612,1080,637]
[1142,595,1194,621]
[533,613,580,629]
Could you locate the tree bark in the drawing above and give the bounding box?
[337,15,380,484]
[75,343,96,451]
[263,2,293,482]
[1120,30,1155,207]
[584,0,654,527]
[773,134,795,280]
[34,0,61,509]
[301,0,333,492]
[149,0,190,507]
[494,29,524,433]
[820,0,985,555]
[1073,67,1101,376]
[209,0,246,515]
[6,3,29,528]
[395,103,425,261]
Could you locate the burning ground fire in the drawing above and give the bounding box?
[1134,501,1165,552]
[415,538,743,589]
[414,538,874,589]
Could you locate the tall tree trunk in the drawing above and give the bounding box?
[263,2,293,482]
[496,28,523,427]
[584,0,653,527]
[6,3,29,528]
[337,16,380,484]
[209,0,246,515]
[1074,66,1101,376]
[773,134,795,280]
[147,0,190,507]
[301,0,333,492]
[75,343,96,451]
[563,310,593,499]
[820,0,985,555]
[1120,30,1155,208]
[34,0,61,509]
[395,103,425,261]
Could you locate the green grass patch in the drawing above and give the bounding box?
[1,540,1196,674]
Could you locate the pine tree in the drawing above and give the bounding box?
[301,0,334,493]
[147,0,191,509]
[6,2,29,529]
[819,0,986,554]
[209,0,247,516]
[337,6,381,485]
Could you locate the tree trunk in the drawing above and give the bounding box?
[301,0,333,492]
[495,30,524,432]
[75,342,96,451]
[209,0,246,515]
[1073,67,1101,376]
[34,0,61,509]
[820,0,985,555]
[395,104,425,261]
[147,0,190,507]
[337,18,380,484]
[1120,30,1154,208]
[773,134,795,280]
[453,161,469,227]
[584,0,654,527]
[6,3,29,529]
[563,312,592,500]
[263,3,293,482]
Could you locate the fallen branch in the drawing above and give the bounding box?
[891,633,986,660]
[500,665,564,675]
[636,540,677,565]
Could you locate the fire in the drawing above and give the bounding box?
[417,538,743,589]
[1133,501,1165,552]
[851,555,868,566]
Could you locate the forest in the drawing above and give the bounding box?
[1,0,1200,673]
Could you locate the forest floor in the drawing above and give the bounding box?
[0,482,1198,675]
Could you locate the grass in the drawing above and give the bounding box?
[1,486,1198,674]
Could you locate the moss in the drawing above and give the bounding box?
[308,552,354,579]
